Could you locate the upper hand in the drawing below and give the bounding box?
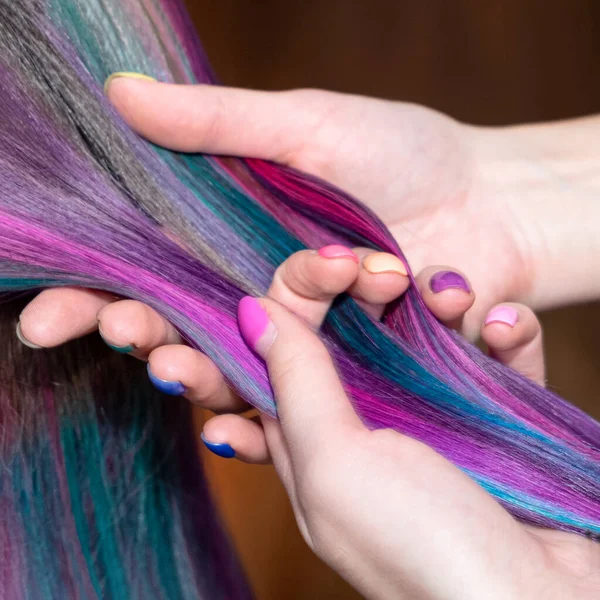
[18,78,546,349]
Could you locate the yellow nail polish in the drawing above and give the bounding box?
[363,253,408,276]
[104,72,156,94]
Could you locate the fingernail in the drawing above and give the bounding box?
[201,433,236,459]
[484,306,519,328]
[147,364,185,396]
[98,329,135,354]
[106,342,135,354]
[104,72,156,94]
[317,245,359,263]
[238,296,277,357]
[15,322,43,349]
[430,271,471,294]
[363,252,408,276]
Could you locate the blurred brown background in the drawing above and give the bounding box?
[183,1,600,598]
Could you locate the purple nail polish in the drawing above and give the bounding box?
[429,271,470,294]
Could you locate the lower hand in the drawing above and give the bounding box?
[232,248,597,600]
[19,80,600,344]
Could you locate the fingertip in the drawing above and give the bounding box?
[418,267,474,326]
[15,321,43,349]
[201,432,236,459]
[484,305,519,328]
[202,414,271,464]
[348,251,410,317]
[98,300,181,358]
[147,362,186,396]
[429,270,472,295]
[317,245,359,263]
[148,345,247,412]
[18,288,111,348]
[481,304,538,352]
[481,303,545,385]
[104,72,156,96]
[362,252,408,276]
[267,247,360,328]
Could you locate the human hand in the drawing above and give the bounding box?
[19,76,588,349]
[229,249,598,600]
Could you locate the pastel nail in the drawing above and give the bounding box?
[238,296,276,356]
[201,433,236,459]
[484,306,519,328]
[104,72,156,94]
[317,245,359,263]
[147,364,185,396]
[429,271,471,294]
[363,253,408,276]
[15,322,43,349]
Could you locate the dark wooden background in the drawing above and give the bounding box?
[183,2,600,598]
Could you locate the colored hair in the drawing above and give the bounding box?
[0,8,598,599]
[0,300,250,598]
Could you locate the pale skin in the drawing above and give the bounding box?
[16,79,600,598]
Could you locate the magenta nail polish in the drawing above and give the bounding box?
[484,306,519,328]
[317,245,359,263]
[238,296,276,356]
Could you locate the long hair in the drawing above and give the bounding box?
[0,299,250,598]
[0,8,598,597]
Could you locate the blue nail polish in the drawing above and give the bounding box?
[106,342,135,354]
[147,364,185,396]
[201,433,235,459]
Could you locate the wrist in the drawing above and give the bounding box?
[466,116,600,310]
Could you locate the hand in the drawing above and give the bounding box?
[19,78,600,350]
[231,249,598,600]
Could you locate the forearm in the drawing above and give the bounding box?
[469,116,600,310]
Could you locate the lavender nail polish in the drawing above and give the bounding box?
[430,271,471,294]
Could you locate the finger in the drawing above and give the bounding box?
[416,267,475,330]
[481,304,545,386]
[201,414,271,464]
[97,300,182,359]
[260,414,305,526]
[348,249,410,318]
[147,344,247,412]
[18,288,115,348]
[267,246,360,328]
[237,296,364,459]
[107,79,328,162]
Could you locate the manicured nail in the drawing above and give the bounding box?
[363,252,408,276]
[484,306,519,328]
[104,72,156,94]
[147,364,185,396]
[106,342,135,354]
[238,296,277,357]
[430,270,471,294]
[98,329,135,354]
[15,322,43,349]
[317,245,359,263]
[201,433,236,459]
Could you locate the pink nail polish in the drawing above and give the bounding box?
[238,296,276,356]
[317,245,359,263]
[484,306,519,328]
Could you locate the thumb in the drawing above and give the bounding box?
[237,296,364,458]
[106,77,324,162]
